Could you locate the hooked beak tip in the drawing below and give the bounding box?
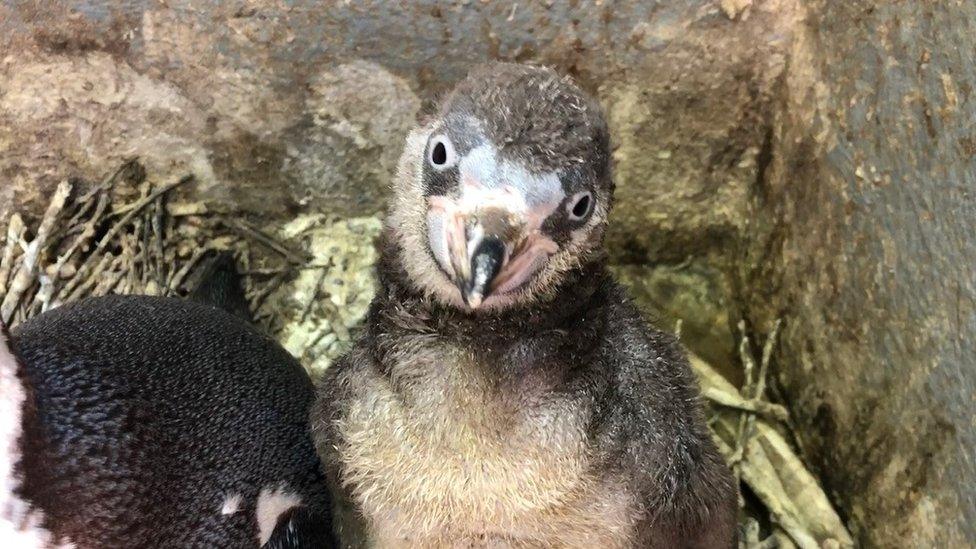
[462,289,484,309]
[459,236,506,309]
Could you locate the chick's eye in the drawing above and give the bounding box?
[568,191,594,221]
[428,135,455,169]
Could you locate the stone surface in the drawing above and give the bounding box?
[0,50,420,224]
[0,52,214,218]
[738,1,976,546]
[0,0,795,264]
[288,61,422,215]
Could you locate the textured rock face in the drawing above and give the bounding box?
[268,215,382,376]
[740,2,976,546]
[0,50,420,222]
[0,0,792,265]
[293,62,421,215]
[0,52,213,216]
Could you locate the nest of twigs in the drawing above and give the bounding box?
[0,159,316,331]
[0,161,853,549]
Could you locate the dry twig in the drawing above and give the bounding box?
[224,218,309,264]
[1,181,72,323]
[0,214,25,296]
[690,353,852,548]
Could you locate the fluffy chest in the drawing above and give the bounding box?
[335,342,637,546]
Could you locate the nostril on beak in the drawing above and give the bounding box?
[462,236,506,309]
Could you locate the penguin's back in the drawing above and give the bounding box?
[12,295,332,548]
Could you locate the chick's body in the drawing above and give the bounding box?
[312,63,737,548]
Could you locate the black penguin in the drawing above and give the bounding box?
[1,256,335,548]
[311,63,738,547]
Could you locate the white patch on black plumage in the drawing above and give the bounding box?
[0,324,69,547]
[255,485,302,546]
[220,493,242,515]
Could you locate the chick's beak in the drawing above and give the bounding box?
[464,236,505,308]
[427,189,558,309]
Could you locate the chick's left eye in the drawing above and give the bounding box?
[568,191,594,221]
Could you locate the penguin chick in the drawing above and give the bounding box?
[4,288,335,547]
[311,63,738,547]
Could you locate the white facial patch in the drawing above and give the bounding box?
[255,485,302,546]
[220,493,242,515]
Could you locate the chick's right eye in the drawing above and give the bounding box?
[428,135,455,169]
[567,191,594,221]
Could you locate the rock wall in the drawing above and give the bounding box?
[0,0,792,265]
[740,1,976,545]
